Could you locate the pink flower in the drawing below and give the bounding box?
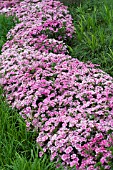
[70,160,78,167]
[39,151,43,157]
[65,146,73,154]
[61,154,70,161]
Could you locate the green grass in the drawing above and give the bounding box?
[68,0,113,77]
[0,87,69,170]
[1,0,113,169]
[58,0,82,6]
[0,14,18,54]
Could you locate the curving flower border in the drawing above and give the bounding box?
[0,1,113,170]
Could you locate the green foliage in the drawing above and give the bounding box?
[59,0,82,6]
[0,14,18,54]
[68,0,113,77]
[5,153,56,170]
[0,87,60,170]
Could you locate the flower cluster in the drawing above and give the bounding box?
[0,0,20,10]
[0,0,113,170]
[1,0,75,41]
